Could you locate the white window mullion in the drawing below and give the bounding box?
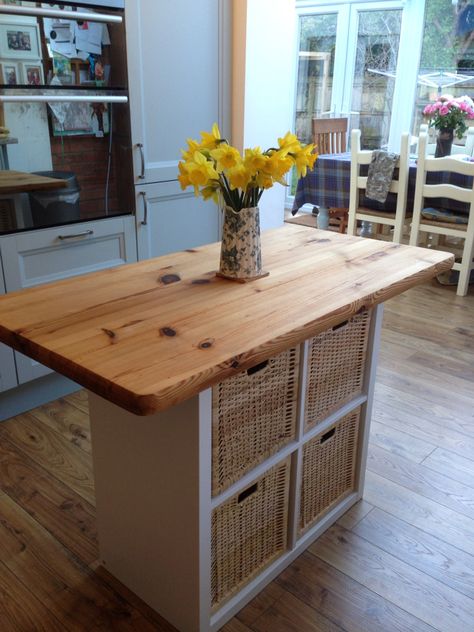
[388,0,426,150]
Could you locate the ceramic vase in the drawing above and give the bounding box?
[218,206,268,281]
[435,129,454,158]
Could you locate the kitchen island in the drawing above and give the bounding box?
[0,225,453,631]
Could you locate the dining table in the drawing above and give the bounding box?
[292,151,473,218]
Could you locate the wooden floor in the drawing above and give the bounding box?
[0,278,473,631]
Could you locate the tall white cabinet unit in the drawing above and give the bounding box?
[126,0,231,259]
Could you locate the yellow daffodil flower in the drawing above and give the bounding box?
[278,131,301,154]
[264,149,294,181]
[201,183,220,203]
[177,160,192,189]
[185,151,219,195]
[199,122,222,150]
[178,125,317,211]
[293,144,318,178]
[227,163,252,191]
[181,137,201,161]
[210,144,241,172]
[243,147,268,175]
[255,171,274,189]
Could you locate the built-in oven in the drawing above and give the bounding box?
[0,0,133,233]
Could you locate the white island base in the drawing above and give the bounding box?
[88,304,383,632]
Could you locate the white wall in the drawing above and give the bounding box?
[232,0,296,230]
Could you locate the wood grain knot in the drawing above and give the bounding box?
[191,279,210,285]
[230,359,240,369]
[160,327,177,337]
[198,338,214,349]
[101,328,116,339]
[160,274,181,285]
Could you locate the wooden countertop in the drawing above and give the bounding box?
[0,170,68,194]
[0,225,453,415]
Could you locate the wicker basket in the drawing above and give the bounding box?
[299,408,360,535]
[304,311,370,432]
[212,347,299,496]
[211,457,290,609]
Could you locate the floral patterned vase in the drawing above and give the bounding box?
[218,206,268,281]
[435,129,454,157]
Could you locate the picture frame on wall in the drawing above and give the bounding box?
[22,62,44,85]
[0,61,20,86]
[0,22,41,59]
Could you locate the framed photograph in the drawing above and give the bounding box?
[22,62,44,85]
[0,62,20,85]
[0,22,41,59]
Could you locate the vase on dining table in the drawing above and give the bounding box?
[435,128,454,158]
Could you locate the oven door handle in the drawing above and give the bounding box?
[0,5,123,24]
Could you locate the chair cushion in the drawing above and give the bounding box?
[421,207,469,224]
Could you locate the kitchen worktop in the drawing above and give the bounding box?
[0,170,68,194]
[0,225,453,415]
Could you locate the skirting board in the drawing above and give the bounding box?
[0,372,80,422]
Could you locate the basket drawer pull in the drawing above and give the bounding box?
[332,319,349,331]
[247,360,269,376]
[238,482,258,503]
[320,428,336,444]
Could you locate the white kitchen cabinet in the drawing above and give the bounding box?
[0,257,17,392]
[126,0,231,185]
[135,181,221,260]
[0,215,137,384]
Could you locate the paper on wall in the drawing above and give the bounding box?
[75,36,101,55]
[50,23,72,43]
[102,25,110,46]
[74,21,103,54]
[50,40,76,58]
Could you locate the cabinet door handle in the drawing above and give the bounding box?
[139,191,148,225]
[137,143,145,180]
[57,230,94,240]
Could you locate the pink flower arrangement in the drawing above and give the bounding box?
[423,94,474,139]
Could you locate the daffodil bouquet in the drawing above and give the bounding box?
[178,124,317,212]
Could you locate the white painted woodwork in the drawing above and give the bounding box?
[135,181,221,260]
[0,257,17,392]
[87,305,384,632]
[0,215,137,384]
[232,0,295,230]
[126,0,231,185]
[294,0,426,153]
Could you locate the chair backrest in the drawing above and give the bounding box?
[410,131,474,295]
[413,132,474,211]
[348,128,410,241]
[312,117,348,154]
[349,128,410,208]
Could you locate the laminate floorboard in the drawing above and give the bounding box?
[0,280,473,631]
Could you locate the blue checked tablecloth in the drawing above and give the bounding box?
[292,152,472,216]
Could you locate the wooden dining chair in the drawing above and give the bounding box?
[311,117,348,154]
[311,117,349,232]
[409,132,474,296]
[347,129,410,243]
